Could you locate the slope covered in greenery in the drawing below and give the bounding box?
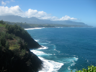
[71,65,96,72]
[0,21,42,72]
[0,20,41,48]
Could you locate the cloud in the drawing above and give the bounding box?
[0,6,23,16]
[59,15,77,20]
[1,1,7,5]
[1,0,14,5]
[0,5,77,21]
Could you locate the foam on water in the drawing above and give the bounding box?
[35,39,39,42]
[38,46,48,49]
[67,57,78,71]
[30,39,79,72]
[30,50,51,56]
[30,49,64,72]
[31,38,79,72]
[24,27,44,30]
[39,57,64,72]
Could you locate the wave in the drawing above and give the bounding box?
[67,57,78,71]
[30,50,52,56]
[30,47,78,72]
[30,49,64,72]
[31,38,79,72]
[39,57,64,72]
[24,27,44,30]
[35,39,39,42]
[38,46,48,49]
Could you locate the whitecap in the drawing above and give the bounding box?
[39,46,48,49]
[30,50,52,56]
[39,57,64,72]
[30,49,64,72]
[35,39,39,42]
[30,50,47,56]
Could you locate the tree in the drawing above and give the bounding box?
[0,20,4,24]
[0,41,2,50]
[5,41,9,49]
[1,35,6,46]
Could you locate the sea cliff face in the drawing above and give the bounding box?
[5,24,41,48]
[0,21,42,72]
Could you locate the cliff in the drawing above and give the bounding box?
[0,21,42,72]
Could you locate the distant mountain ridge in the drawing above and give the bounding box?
[0,15,87,26]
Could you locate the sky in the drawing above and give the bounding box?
[0,0,96,26]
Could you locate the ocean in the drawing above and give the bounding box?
[25,27,96,72]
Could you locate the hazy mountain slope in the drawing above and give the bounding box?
[0,15,87,25]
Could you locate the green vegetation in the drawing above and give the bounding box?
[71,65,96,72]
[0,23,5,27]
[0,20,42,72]
[5,22,41,48]
[0,20,6,27]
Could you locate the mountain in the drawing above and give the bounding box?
[0,15,87,26]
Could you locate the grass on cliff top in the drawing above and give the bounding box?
[0,24,6,32]
[0,21,27,57]
[0,23,6,27]
[9,44,20,51]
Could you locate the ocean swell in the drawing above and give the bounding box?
[30,45,64,72]
[30,39,78,72]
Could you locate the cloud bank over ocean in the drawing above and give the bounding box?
[0,5,77,21]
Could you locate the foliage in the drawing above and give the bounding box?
[20,49,26,57]
[0,32,6,46]
[9,44,19,51]
[0,20,6,27]
[5,24,40,48]
[0,41,1,46]
[0,24,5,27]
[0,20,4,24]
[71,65,96,72]
[5,41,9,49]
[0,21,43,72]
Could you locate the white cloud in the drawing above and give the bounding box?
[59,15,77,20]
[1,0,14,5]
[1,1,6,5]
[0,6,23,16]
[0,5,77,21]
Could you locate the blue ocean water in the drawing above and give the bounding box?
[26,27,96,72]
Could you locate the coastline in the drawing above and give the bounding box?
[24,27,45,30]
[24,27,95,31]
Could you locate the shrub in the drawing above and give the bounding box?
[0,35,6,46]
[5,41,9,49]
[71,65,96,72]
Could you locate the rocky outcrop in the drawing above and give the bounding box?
[0,22,43,72]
